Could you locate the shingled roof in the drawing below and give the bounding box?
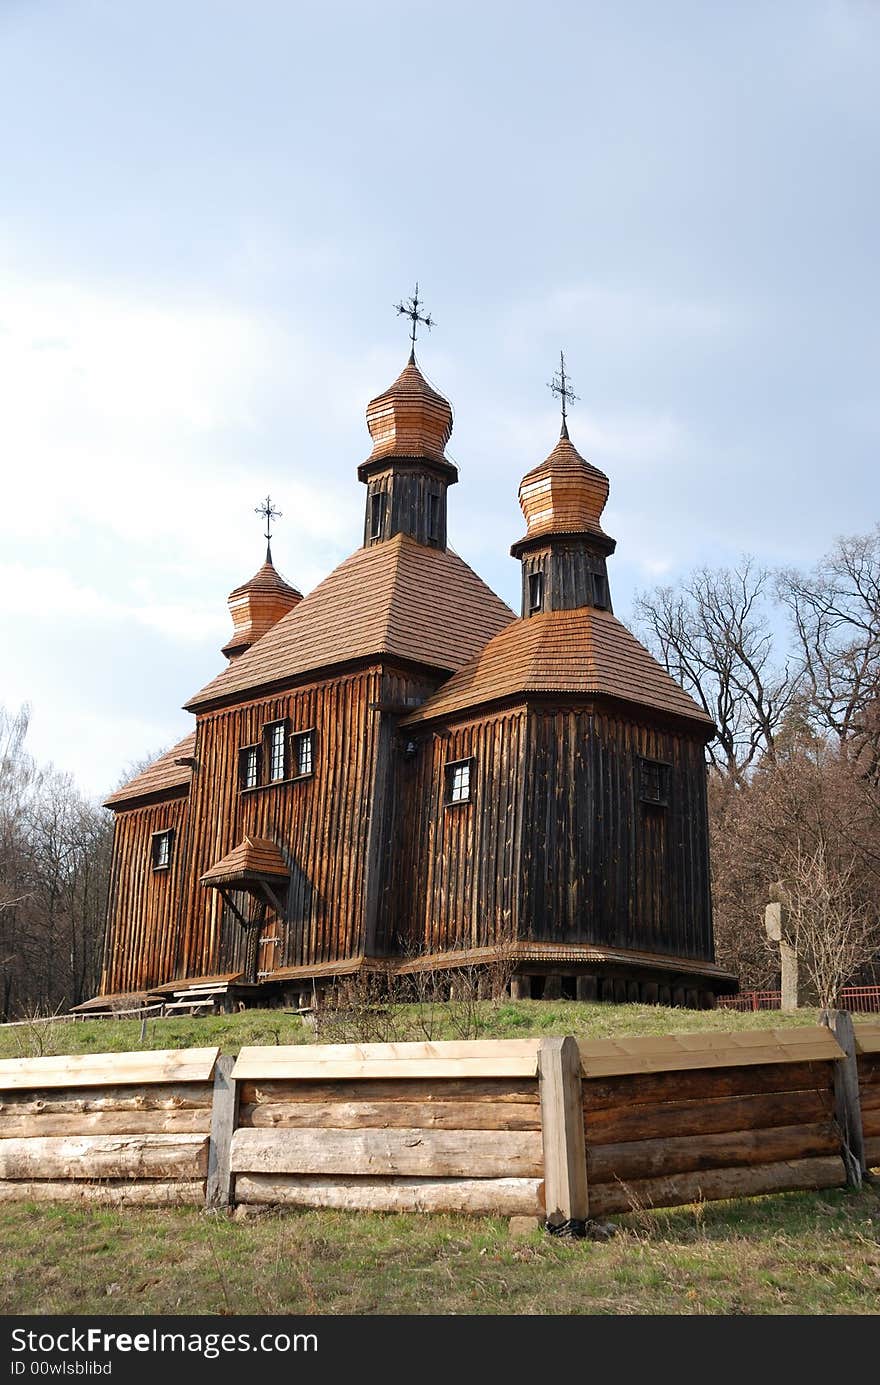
[201,836,290,887]
[186,533,515,711]
[401,609,715,731]
[104,733,196,809]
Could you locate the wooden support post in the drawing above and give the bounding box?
[820,1009,865,1189]
[576,975,598,1003]
[538,1036,588,1231]
[543,973,562,1001]
[206,1055,240,1207]
[509,975,528,1000]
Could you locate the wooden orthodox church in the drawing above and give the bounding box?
[97,310,736,1011]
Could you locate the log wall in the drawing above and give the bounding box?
[856,1022,880,1171]
[0,1048,217,1205]
[1,1024,873,1216]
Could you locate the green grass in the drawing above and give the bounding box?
[1,1190,878,1315]
[0,1000,846,1060]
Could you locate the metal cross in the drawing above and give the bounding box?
[547,350,579,439]
[255,494,282,562]
[395,282,435,357]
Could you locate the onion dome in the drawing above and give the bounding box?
[222,550,303,661]
[514,433,612,550]
[361,354,455,471]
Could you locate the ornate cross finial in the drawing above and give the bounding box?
[255,494,282,563]
[394,281,435,359]
[547,350,579,439]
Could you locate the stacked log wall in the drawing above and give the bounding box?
[0,1049,217,1205]
[856,1022,880,1170]
[102,794,189,994]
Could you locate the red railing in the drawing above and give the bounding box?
[718,985,880,1013]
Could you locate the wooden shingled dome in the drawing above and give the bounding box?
[222,555,303,661]
[362,355,455,468]
[514,434,612,551]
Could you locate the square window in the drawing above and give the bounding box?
[528,570,544,614]
[239,744,261,790]
[291,730,315,778]
[446,758,472,805]
[266,722,287,782]
[639,757,669,806]
[151,830,173,870]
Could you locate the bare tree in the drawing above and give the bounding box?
[635,559,796,782]
[785,841,877,1008]
[778,525,880,780]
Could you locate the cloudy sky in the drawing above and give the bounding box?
[2,0,878,798]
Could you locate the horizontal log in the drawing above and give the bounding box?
[232,1057,538,1082]
[0,1083,214,1116]
[588,1121,840,1183]
[0,1109,212,1139]
[861,1108,880,1140]
[578,1028,843,1080]
[240,1100,541,1132]
[0,1048,219,1091]
[230,1127,543,1178]
[238,1078,539,1107]
[865,1135,880,1168]
[584,1089,834,1146]
[234,1039,539,1072]
[588,1155,847,1217]
[0,1180,205,1206]
[857,1055,880,1084]
[234,1174,543,1216]
[583,1060,835,1112]
[0,1134,208,1181]
[858,1084,880,1112]
[853,1024,880,1056]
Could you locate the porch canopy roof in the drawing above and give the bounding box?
[200,836,290,890]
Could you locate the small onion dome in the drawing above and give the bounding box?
[222,553,302,661]
[511,434,614,556]
[360,354,455,473]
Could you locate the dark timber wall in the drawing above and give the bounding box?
[520,704,713,961]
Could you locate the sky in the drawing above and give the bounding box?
[1,0,879,799]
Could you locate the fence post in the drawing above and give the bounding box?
[206,1054,240,1208]
[538,1035,589,1232]
[820,1009,865,1190]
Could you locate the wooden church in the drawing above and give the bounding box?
[97,304,736,1011]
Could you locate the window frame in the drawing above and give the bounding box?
[290,728,316,781]
[528,570,545,615]
[150,828,174,871]
[427,492,441,542]
[638,756,671,808]
[592,572,610,610]
[264,719,288,783]
[369,491,385,542]
[239,742,262,792]
[445,756,474,807]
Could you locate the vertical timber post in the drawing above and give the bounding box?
[538,1035,588,1232]
[820,1009,864,1190]
[206,1054,240,1208]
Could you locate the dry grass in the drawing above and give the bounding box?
[0,1189,878,1316]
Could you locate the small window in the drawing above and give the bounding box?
[266,721,287,782]
[239,743,261,790]
[151,829,173,871]
[428,493,440,542]
[592,573,610,610]
[446,758,473,806]
[370,492,384,541]
[528,570,544,614]
[291,729,315,779]
[639,757,670,806]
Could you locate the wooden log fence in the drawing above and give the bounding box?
[0,1020,877,1223]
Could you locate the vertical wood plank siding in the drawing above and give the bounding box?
[520,707,713,960]
[176,668,386,979]
[101,796,189,993]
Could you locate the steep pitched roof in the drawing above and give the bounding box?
[401,609,714,731]
[104,733,196,809]
[186,533,515,711]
